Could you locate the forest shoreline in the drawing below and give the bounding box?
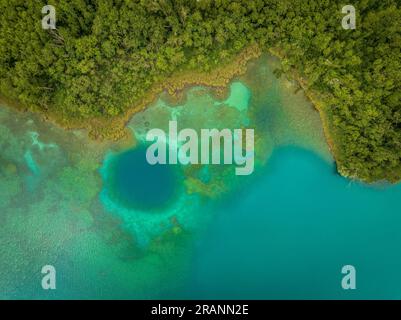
[267,48,342,177]
[1,45,262,143]
[1,44,342,178]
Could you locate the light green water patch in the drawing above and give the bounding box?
[23,150,40,191]
[23,150,40,176]
[214,81,251,112]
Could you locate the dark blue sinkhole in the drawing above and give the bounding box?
[105,145,179,211]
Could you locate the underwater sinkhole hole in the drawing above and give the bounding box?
[102,145,179,211]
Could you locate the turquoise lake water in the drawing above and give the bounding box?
[186,147,401,299]
[1,55,401,299]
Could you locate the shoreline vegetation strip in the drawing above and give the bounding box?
[1,45,340,179]
[1,45,261,141]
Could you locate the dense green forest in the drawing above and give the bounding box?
[0,0,400,182]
